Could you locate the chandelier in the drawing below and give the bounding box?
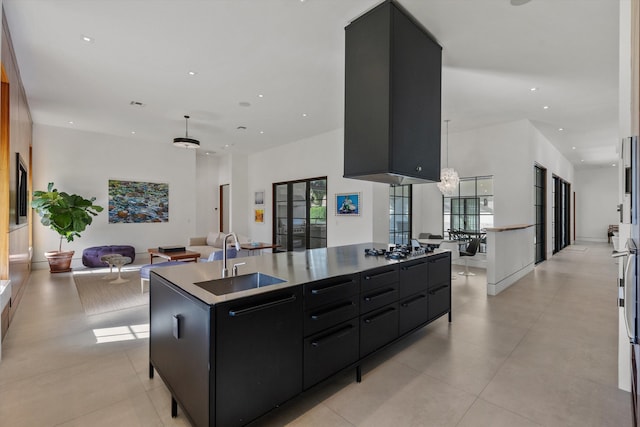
[437,119,460,196]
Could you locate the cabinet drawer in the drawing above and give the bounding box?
[399,292,428,335]
[361,266,399,292]
[399,259,428,298]
[428,253,451,288]
[303,319,359,390]
[304,296,359,336]
[428,283,451,321]
[360,303,399,358]
[304,274,360,309]
[361,284,398,314]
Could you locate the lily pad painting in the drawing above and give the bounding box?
[108,180,169,223]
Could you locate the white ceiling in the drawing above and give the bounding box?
[2,0,621,168]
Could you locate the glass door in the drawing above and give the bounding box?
[272,177,327,252]
[534,165,546,264]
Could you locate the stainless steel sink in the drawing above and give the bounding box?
[194,272,286,296]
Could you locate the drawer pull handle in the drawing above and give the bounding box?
[428,285,449,295]
[401,294,427,307]
[364,307,396,324]
[311,324,355,347]
[401,262,425,271]
[364,269,396,281]
[228,295,296,317]
[310,280,354,295]
[364,288,395,302]
[310,301,355,320]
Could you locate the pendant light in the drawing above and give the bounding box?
[437,119,460,196]
[173,115,200,148]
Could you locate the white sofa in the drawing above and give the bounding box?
[187,232,250,259]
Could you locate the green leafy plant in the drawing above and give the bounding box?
[32,182,104,252]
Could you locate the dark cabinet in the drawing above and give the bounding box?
[149,274,213,427]
[304,319,359,390]
[399,259,428,298]
[303,274,360,389]
[360,303,399,357]
[427,252,452,322]
[150,251,451,427]
[344,0,442,185]
[399,292,429,335]
[216,288,303,427]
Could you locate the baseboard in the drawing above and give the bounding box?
[487,262,534,296]
[575,236,609,243]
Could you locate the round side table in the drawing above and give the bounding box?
[110,256,132,284]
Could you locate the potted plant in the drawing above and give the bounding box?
[32,182,103,273]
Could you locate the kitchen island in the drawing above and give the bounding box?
[149,243,451,427]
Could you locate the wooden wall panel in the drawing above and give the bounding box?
[2,9,33,327]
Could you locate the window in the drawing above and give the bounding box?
[443,176,494,243]
[273,177,327,251]
[389,184,412,245]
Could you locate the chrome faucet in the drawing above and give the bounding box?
[221,232,241,278]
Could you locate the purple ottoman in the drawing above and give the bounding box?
[82,245,136,267]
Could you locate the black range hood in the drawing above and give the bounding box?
[343,0,442,185]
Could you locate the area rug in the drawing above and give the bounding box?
[73,270,147,316]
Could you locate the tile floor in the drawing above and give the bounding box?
[0,242,631,426]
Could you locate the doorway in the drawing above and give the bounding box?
[219,184,229,233]
[534,165,546,264]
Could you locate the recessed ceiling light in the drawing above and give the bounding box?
[188,70,197,76]
[81,35,94,43]
[224,144,230,148]
[302,113,308,117]
[259,131,264,134]
[613,163,617,167]
[581,159,584,162]
[131,131,136,135]
[205,152,211,155]
[530,87,538,92]
[543,105,549,110]
[258,94,264,98]
[68,121,74,125]
[237,126,247,130]
[558,127,564,131]
[572,146,576,150]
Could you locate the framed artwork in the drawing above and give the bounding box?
[254,208,264,223]
[254,190,265,205]
[108,179,169,223]
[336,192,360,216]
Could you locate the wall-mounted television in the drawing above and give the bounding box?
[16,153,27,225]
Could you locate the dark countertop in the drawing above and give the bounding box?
[152,242,443,305]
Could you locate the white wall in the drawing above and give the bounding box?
[574,167,619,242]
[32,124,198,268]
[245,128,384,247]
[195,154,219,236]
[414,119,575,260]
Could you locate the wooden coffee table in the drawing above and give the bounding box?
[148,248,201,264]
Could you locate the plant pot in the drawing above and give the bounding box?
[44,250,75,273]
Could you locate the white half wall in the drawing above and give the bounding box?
[32,124,197,269]
[574,167,619,242]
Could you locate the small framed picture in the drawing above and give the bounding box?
[336,193,360,216]
[254,190,265,205]
[254,208,264,223]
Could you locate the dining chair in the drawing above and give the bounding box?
[459,238,481,276]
